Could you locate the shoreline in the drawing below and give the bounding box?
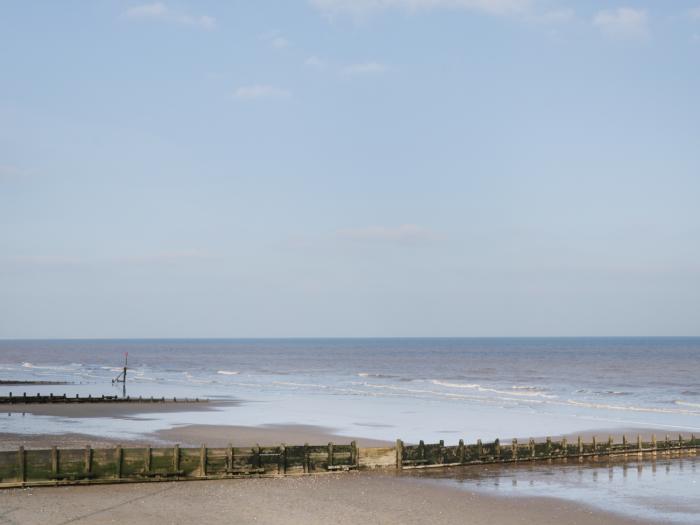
[1,420,695,450]
[0,471,651,525]
[0,422,393,450]
[1,423,693,523]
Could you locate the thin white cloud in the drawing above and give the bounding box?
[125,2,168,18]
[593,7,649,40]
[259,30,291,49]
[123,3,216,29]
[310,0,531,17]
[689,7,700,21]
[336,224,437,243]
[233,85,292,100]
[528,8,575,24]
[305,56,326,68]
[0,165,27,181]
[271,36,290,48]
[181,14,216,29]
[341,61,386,75]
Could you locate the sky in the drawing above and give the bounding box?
[1,0,699,338]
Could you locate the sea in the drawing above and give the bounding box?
[1,337,699,522]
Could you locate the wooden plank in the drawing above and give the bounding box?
[18,447,25,484]
[358,447,396,468]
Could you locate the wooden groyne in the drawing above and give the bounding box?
[0,381,69,386]
[0,434,696,489]
[0,393,205,405]
[396,433,698,469]
[0,442,359,488]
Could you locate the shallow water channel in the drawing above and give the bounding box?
[404,454,700,524]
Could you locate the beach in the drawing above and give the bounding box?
[1,417,697,523]
[1,338,699,523]
[0,472,648,525]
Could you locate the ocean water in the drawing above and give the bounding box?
[407,455,700,524]
[2,338,699,523]
[1,337,699,443]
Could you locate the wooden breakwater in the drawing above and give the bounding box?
[397,433,699,469]
[0,393,205,405]
[0,381,69,386]
[0,434,697,489]
[0,442,359,488]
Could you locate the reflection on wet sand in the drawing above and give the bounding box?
[405,454,699,524]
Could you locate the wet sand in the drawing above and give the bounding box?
[0,423,392,450]
[0,432,147,451]
[0,471,649,525]
[0,422,685,524]
[153,423,392,447]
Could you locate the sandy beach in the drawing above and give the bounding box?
[0,422,393,451]
[2,341,699,524]
[0,471,650,525]
[2,419,692,523]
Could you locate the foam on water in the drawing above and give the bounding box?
[2,337,700,439]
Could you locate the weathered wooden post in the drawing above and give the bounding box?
[17,446,26,484]
[174,444,180,475]
[328,442,334,468]
[679,434,684,450]
[458,439,465,464]
[438,440,445,464]
[529,438,535,459]
[637,435,642,454]
[622,434,627,455]
[592,436,597,456]
[303,443,309,473]
[651,434,657,454]
[494,438,501,460]
[115,445,123,479]
[577,436,583,458]
[279,444,286,474]
[200,444,207,477]
[546,437,552,458]
[561,438,567,459]
[51,446,59,479]
[226,443,233,473]
[512,439,518,462]
[351,441,358,468]
[396,439,404,469]
[608,436,613,453]
[419,440,425,462]
[254,444,261,469]
[144,445,152,474]
[84,445,93,478]
[477,439,483,459]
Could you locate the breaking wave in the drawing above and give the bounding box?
[431,380,557,399]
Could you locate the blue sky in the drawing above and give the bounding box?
[1,1,699,338]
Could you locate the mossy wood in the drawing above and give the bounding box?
[0,435,697,488]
